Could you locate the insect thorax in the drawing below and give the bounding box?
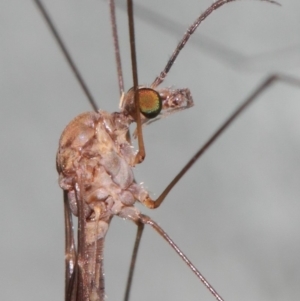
[56,110,148,220]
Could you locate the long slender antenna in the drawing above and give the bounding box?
[127,0,145,164]
[115,1,245,69]
[151,0,279,88]
[34,0,99,112]
[109,0,124,96]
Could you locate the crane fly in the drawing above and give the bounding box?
[36,0,300,300]
[2,0,300,301]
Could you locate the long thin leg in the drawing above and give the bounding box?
[124,222,145,301]
[143,74,300,209]
[33,0,98,111]
[109,0,124,97]
[119,2,148,283]
[151,0,279,89]
[127,0,145,164]
[135,214,225,301]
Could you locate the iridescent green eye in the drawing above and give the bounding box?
[138,88,162,119]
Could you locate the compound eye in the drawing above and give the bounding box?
[138,88,162,119]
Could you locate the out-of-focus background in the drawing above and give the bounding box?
[1,0,300,300]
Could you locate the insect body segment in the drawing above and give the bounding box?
[57,111,145,216]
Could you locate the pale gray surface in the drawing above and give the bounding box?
[1,1,300,301]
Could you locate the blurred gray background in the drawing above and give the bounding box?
[1,0,300,300]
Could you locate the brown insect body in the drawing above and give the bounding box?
[56,87,193,300]
[57,110,141,301]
